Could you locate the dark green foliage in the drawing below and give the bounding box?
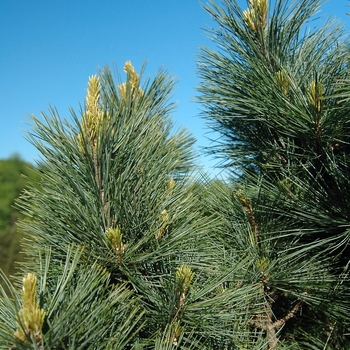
[0,155,35,230]
[0,155,40,282]
[198,0,350,348]
[198,0,350,179]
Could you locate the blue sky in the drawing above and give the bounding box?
[0,0,349,175]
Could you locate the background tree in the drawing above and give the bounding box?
[0,155,39,286]
[198,0,350,348]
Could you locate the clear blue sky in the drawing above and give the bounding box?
[0,0,349,175]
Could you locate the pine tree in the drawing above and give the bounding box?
[198,0,350,348]
[0,62,258,349]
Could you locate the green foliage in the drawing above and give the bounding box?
[0,155,40,282]
[1,0,350,348]
[197,0,350,348]
[0,155,35,230]
[0,63,248,349]
[198,0,350,179]
[0,247,144,349]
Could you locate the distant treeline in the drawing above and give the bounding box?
[0,154,40,284]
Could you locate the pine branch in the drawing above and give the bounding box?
[250,299,303,349]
